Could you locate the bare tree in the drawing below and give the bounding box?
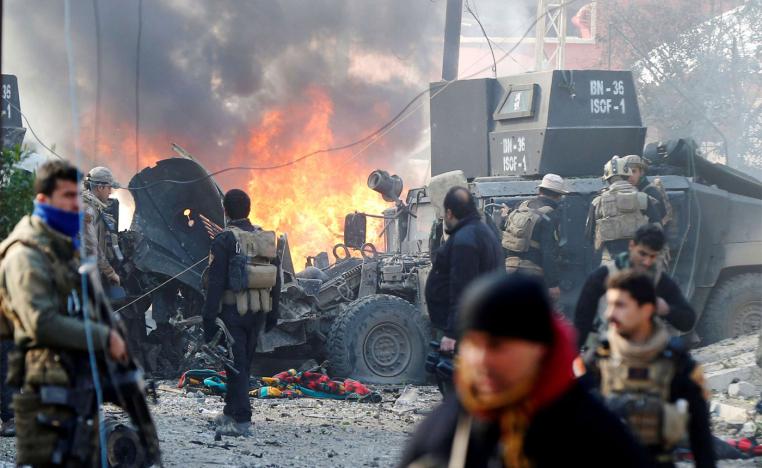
[600,0,761,177]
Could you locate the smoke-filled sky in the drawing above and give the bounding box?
[1,0,457,184]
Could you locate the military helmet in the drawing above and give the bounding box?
[603,155,637,181]
[86,166,121,188]
[621,154,647,170]
[537,173,569,194]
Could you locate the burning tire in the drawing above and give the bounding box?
[327,294,431,384]
[698,273,762,345]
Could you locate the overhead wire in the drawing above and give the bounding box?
[0,99,64,159]
[27,1,575,191]
[342,0,574,166]
[465,0,497,78]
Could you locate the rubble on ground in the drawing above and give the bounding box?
[691,333,762,465]
[0,383,442,468]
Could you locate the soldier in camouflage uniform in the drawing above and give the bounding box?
[0,161,128,466]
[587,155,662,262]
[82,166,122,286]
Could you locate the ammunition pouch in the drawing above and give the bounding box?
[223,288,273,315]
[224,226,278,315]
[599,354,685,451]
[662,401,689,447]
[24,348,72,389]
[505,256,544,276]
[501,201,552,253]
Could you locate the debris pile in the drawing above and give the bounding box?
[693,333,762,463]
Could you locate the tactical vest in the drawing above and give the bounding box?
[502,200,554,253]
[221,226,278,315]
[597,349,688,452]
[593,181,649,249]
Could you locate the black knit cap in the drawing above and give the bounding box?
[459,272,554,343]
[223,189,251,220]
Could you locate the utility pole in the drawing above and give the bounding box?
[441,0,463,81]
[535,0,567,71]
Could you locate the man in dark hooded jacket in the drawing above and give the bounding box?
[401,274,649,468]
[425,186,503,353]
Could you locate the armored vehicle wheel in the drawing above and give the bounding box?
[699,273,762,345]
[327,294,431,384]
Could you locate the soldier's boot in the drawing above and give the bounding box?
[215,420,251,437]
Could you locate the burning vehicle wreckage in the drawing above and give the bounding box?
[111,69,762,388]
[111,156,432,384]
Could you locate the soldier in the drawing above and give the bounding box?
[587,155,661,261]
[202,189,281,436]
[501,173,568,302]
[402,274,649,468]
[0,160,129,465]
[621,154,672,227]
[573,223,695,350]
[82,166,122,286]
[579,271,715,467]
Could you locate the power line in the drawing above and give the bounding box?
[465,0,497,78]
[21,0,575,189]
[1,99,64,159]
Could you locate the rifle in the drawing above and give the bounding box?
[81,260,162,466]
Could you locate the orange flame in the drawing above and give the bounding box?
[78,86,392,269]
[241,87,388,266]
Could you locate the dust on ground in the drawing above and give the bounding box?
[2,334,762,467]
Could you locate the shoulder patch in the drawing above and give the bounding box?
[84,213,93,224]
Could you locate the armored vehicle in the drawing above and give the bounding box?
[395,69,762,346]
[119,69,761,384]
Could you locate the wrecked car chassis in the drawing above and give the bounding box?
[118,157,431,384]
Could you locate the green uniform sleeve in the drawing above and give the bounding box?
[4,246,111,352]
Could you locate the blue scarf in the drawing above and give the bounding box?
[33,201,81,247]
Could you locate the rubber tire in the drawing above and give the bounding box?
[327,294,431,384]
[698,273,762,345]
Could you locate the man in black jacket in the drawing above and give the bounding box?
[401,273,649,468]
[202,189,281,435]
[574,224,695,349]
[580,271,714,467]
[425,186,503,353]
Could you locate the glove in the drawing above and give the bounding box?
[203,318,218,343]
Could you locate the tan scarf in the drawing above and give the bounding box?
[607,318,670,363]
